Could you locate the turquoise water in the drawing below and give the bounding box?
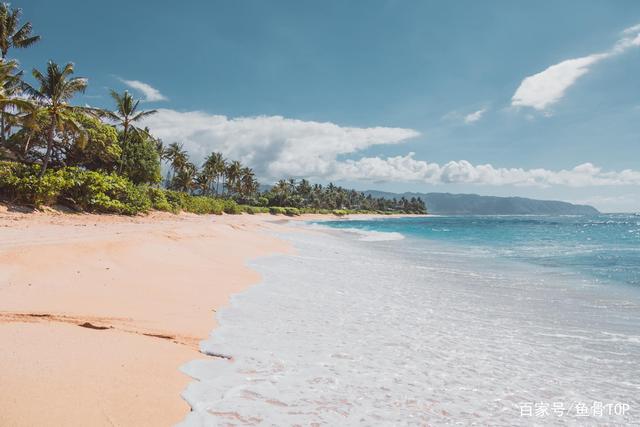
[321,214,640,287]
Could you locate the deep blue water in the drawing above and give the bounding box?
[320,214,640,287]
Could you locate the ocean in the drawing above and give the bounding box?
[322,214,640,287]
[180,214,640,426]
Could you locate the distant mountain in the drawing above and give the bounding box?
[364,191,600,215]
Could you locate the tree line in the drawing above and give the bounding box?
[0,3,425,215]
[265,179,426,212]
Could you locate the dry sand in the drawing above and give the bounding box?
[0,208,297,426]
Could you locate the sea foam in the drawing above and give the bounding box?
[179,225,640,426]
[307,222,404,242]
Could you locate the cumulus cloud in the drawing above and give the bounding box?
[464,108,487,124]
[142,109,640,187]
[512,23,640,112]
[120,79,167,102]
[142,109,419,178]
[334,154,640,187]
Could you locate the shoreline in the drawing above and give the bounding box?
[0,208,423,426]
[178,214,640,425]
[0,209,295,426]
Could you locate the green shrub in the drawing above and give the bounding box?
[0,161,151,215]
[0,161,50,205]
[19,170,68,206]
[181,196,224,214]
[269,206,286,215]
[284,207,300,216]
[267,206,300,216]
[240,205,255,214]
[332,209,349,216]
[146,187,175,212]
[242,205,269,214]
[58,168,151,215]
[163,190,187,211]
[222,199,242,214]
[119,133,161,185]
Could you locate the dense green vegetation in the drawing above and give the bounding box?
[263,179,426,213]
[0,3,426,216]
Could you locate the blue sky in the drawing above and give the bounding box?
[15,0,640,211]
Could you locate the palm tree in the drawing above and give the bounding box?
[194,170,211,195]
[155,138,166,159]
[171,161,196,193]
[106,90,157,143]
[0,59,34,145]
[163,142,188,183]
[203,152,226,195]
[0,3,40,60]
[23,61,99,176]
[296,178,311,201]
[239,167,257,197]
[271,179,291,205]
[225,160,242,195]
[198,155,218,196]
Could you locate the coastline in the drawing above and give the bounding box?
[0,209,297,426]
[180,215,640,425]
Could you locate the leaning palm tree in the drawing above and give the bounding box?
[106,90,156,143]
[0,3,40,59]
[23,61,99,176]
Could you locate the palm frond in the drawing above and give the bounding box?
[61,77,88,100]
[13,34,38,48]
[0,97,35,111]
[110,89,123,105]
[12,21,39,48]
[20,81,44,101]
[60,62,74,78]
[73,105,106,118]
[131,109,157,122]
[31,67,45,86]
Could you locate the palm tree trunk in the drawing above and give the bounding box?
[118,123,130,174]
[1,108,5,145]
[23,131,34,155]
[39,118,56,177]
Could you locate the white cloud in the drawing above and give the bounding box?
[464,108,487,124]
[143,109,640,188]
[333,154,640,187]
[120,79,167,102]
[142,109,419,178]
[512,23,640,112]
[512,54,607,111]
[622,23,640,35]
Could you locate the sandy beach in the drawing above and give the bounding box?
[0,208,297,426]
